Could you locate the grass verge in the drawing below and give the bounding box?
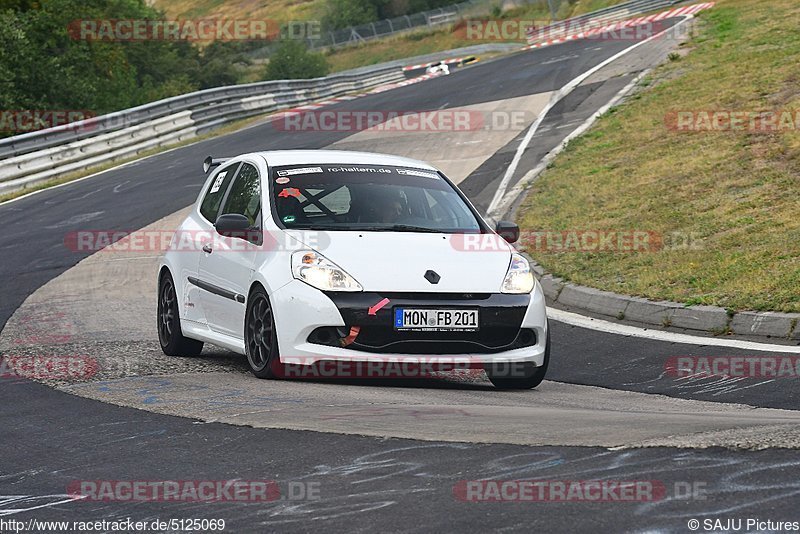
[516,0,800,313]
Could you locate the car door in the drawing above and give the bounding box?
[197,161,262,338]
[182,161,240,325]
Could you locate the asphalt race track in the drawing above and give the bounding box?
[2,15,800,532]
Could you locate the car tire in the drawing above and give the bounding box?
[244,285,281,379]
[158,272,204,356]
[485,324,550,390]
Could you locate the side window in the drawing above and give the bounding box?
[199,164,238,223]
[220,163,261,228]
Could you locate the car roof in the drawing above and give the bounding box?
[246,150,438,171]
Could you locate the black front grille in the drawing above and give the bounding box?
[309,291,536,355]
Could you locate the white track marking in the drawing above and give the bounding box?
[485,14,694,220]
[548,307,800,353]
[492,70,650,216]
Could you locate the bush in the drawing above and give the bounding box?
[264,40,329,80]
[322,0,380,30]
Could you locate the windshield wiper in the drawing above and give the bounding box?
[283,224,454,233]
[356,224,444,233]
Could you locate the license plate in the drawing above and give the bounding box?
[394,308,479,331]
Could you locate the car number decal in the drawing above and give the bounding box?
[209,171,227,193]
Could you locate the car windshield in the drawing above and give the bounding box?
[270,163,483,232]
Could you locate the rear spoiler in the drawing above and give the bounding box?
[203,156,230,173]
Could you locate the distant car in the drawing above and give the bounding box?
[426,61,451,75]
[157,150,549,389]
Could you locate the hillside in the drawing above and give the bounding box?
[150,0,324,24]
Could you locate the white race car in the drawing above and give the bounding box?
[426,61,450,75]
[157,150,549,388]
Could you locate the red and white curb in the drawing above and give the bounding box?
[402,56,475,71]
[522,2,715,50]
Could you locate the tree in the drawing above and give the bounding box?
[322,0,379,30]
[264,40,329,81]
[0,0,247,125]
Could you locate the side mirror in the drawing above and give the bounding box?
[495,221,520,244]
[215,213,252,240]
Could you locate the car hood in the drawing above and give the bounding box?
[285,230,514,293]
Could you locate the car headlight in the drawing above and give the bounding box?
[501,253,535,294]
[291,250,362,292]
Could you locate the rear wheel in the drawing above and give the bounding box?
[158,272,204,356]
[245,286,280,379]
[486,324,550,390]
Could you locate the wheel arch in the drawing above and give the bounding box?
[158,265,172,283]
[248,280,266,299]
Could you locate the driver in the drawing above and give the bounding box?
[375,190,405,223]
[352,188,406,224]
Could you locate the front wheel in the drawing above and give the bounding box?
[158,272,204,356]
[485,325,550,390]
[244,286,281,379]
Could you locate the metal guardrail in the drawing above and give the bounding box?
[0,65,404,194]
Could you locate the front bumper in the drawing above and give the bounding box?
[269,279,548,366]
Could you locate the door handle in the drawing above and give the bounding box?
[202,244,213,254]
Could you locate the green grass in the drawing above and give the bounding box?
[324,26,507,73]
[152,0,324,26]
[569,0,631,16]
[516,0,800,313]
